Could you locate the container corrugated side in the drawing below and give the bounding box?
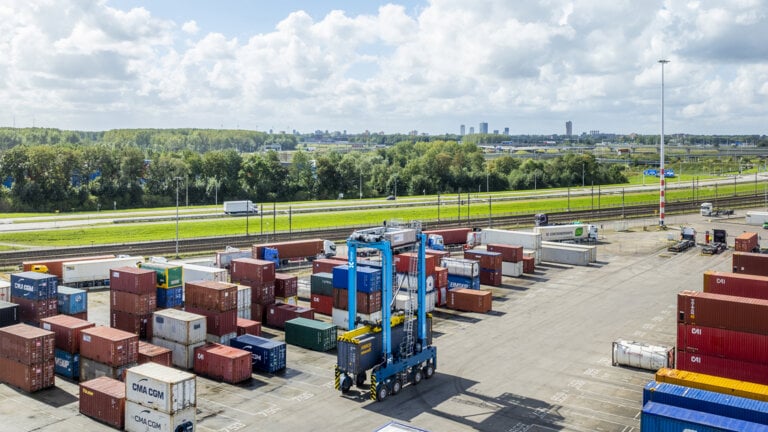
[676,349,768,385]
[110,290,157,315]
[678,323,768,363]
[156,286,184,309]
[236,318,261,337]
[11,297,58,325]
[310,294,333,316]
[331,265,382,293]
[138,341,172,366]
[150,337,205,370]
[79,357,136,382]
[125,362,196,414]
[10,271,58,301]
[310,272,334,296]
[640,401,764,432]
[0,323,55,364]
[80,326,139,367]
[193,343,252,384]
[62,256,144,285]
[40,315,95,353]
[56,286,88,315]
[285,318,337,351]
[183,306,237,336]
[185,280,238,312]
[447,289,492,313]
[0,300,19,327]
[703,271,768,300]
[312,258,349,274]
[139,261,184,288]
[110,266,156,295]
[152,309,207,345]
[678,290,768,334]
[124,400,196,432]
[111,310,153,340]
[733,252,768,277]
[0,356,55,392]
[229,334,286,373]
[236,285,251,310]
[54,348,80,379]
[655,368,768,402]
[79,376,126,430]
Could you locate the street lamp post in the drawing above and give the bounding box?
[174,177,182,258]
[659,58,670,227]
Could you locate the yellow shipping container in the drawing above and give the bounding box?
[655,368,768,402]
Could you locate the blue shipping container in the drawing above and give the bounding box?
[156,287,184,309]
[230,334,286,374]
[57,286,88,315]
[447,274,480,290]
[641,401,767,432]
[332,265,382,293]
[644,381,768,425]
[10,271,58,301]
[54,348,80,380]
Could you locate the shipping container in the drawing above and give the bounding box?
[640,401,765,432]
[284,318,337,352]
[138,261,183,288]
[138,341,172,366]
[54,348,79,379]
[193,343,252,384]
[446,274,480,290]
[80,326,139,367]
[440,257,480,278]
[611,339,674,370]
[185,280,238,312]
[275,295,298,305]
[394,292,436,313]
[486,244,524,263]
[433,267,448,289]
[480,229,542,250]
[643,381,768,425]
[735,232,759,253]
[215,247,252,270]
[124,401,196,432]
[110,290,157,315]
[23,255,116,279]
[125,362,196,413]
[236,318,261,337]
[229,334,286,373]
[0,300,19,327]
[435,286,447,307]
[312,258,348,274]
[156,286,184,309]
[111,310,153,340]
[0,323,55,364]
[422,228,472,245]
[237,307,250,320]
[676,349,768,385]
[311,294,333,315]
[0,356,54,392]
[265,304,314,329]
[110,266,156,295]
[205,332,237,345]
[168,261,227,285]
[252,239,336,264]
[79,357,135,382]
[463,250,503,272]
[62,256,144,288]
[152,309,207,345]
[250,303,266,323]
[332,265,382,293]
[236,285,251,312]
[230,258,275,285]
[393,273,435,293]
[40,314,95,353]
[447,289,492,313]
[540,244,591,266]
[310,272,335,297]
[184,306,237,336]
[678,290,768,334]
[543,241,597,263]
[522,256,535,274]
[10,271,58,301]
[274,273,298,298]
[479,269,502,286]
[0,280,8,302]
[79,376,125,430]
[243,280,275,305]
[656,368,768,402]
[678,323,768,363]
[703,271,768,300]
[332,288,382,314]
[733,252,768,277]
[12,297,58,325]
[56,286,87,315]
[150,337,205,370]
[501,261,523,277]
[331,308,383,331]
[393,253,437,276]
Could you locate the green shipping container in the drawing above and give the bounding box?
[139,262,184,288]
[310,273,334,297]
[285,318,337,352]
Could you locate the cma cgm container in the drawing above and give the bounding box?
[678,323,768,363]
[677,290,768,334]
[0,323,55,365]
[109,267,156,295]
[124,401,195,432]
[79,376,126,430]
[0,355,55,392]
[56,286,87,315]
[125,362,196,414]
[152,309,206,345]
[703,271,768,300]
[138,261,183,288]
[193,343,252,384]
[676,349,768,385]
[284,318,337,352]
[733,252,768,277]
[40,315,95,353]
[447,289,492,313]
[80,326,139,367]
[655,368,768,402]
[0,301,19,327]
[138,341,172,367]
[735,232,759,253]
[185,281,238,311]
[10,271,58,301]
[332,265,382,293]
[62,256,144,288]
[229,334,286,373]
[23,255,115,279]
[640,401,765,432]
[643,381,768,425]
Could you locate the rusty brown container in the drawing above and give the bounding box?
[69,311,89,321]
[447,289,492,313]
[394,253,437,275]
[184,306,237,336]
[23,255,115,279]
[434,267,448,289]
[250,303,267,323]
[487,244,524,263]
[464,250,503,271]
[0,323,55,364]
[479,269,502,287]
[110,290,157,315]
[111,310,153,340]
[522,256,535,273]
[12,297,58,325]
[423,228,472,245]
[310,294,333,315]
[40,315,95,354]
[230,258,275,285]
[79,376,126,429]
[274,273,299,298]
[0,356,55,392]
[332,288,382,314]
[734,232,759,252]
[312,258,348,274]
[265,304,314,329]
[236,318,262,336]
[703,271,768,300]
[109,266,157,295]
[138,341,172,366]
[242,280,275,305]
[185,280,238,311]
[733,252,768,277]
[678,290,768,334]
[80,326,139,367]
[194,343,252,384]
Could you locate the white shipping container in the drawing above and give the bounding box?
[481,229,542,250]
[205,332,237,345]
[215,248,251,269]
[540,245,591,266]
[62,256,144,284]
[439,257,480,278]
[501,261,523,277]
[745,211,768,226]
[150,338,205,370]
[237,308,251,320]
[611,339,674,371]
[331,307,383,331]
[168,262,227,285]
[125,400,196,432]
[542,241,597,263]
[394,292,436,313]
[0,280,9,302]
[152,309,207,345]
[125,362,196,414]
[236,285,251,311]
[394,274,435,292]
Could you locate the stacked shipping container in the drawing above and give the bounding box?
[230,258,276,324]
[40,314,95,380]
[230,334,286,374]
[193,343,252,384]
[151,308,207,369]
[463,249,503,286]
[140,262,184,309]
[0,300,20,327]
[0,323,56,392]
[137,341,172,367]
[109,267,157,340]
[236,284,251,319]
[274,273,299,305]
[10,271,58,325]
[124,362,197,432]
[331,264,382,330]
[310,272,334,315]
[79,326,139,381]
[56,286,88,320]
[184,280,239,344]
[78,376,126,429]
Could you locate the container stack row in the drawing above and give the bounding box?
[439,257,492,313]
[230,257,275,324]
[109,266,157,341]
[57,285,88,320]
[79,326,139,382]
[151,309,207,369]
[331,264,382,330]
[40,314,95,380]
[184,280,239,345]
[10,271,58,325]
[140,261,184,309]
[124,362,197,432]
[487,243,525,277]
[0,323,56,392]
[463,249,503,286]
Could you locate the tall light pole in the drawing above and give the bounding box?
[174,176,182,258]
[659,58,670,227]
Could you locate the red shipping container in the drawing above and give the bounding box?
[676,349,768,385]
[434,267,448,289]
[435,286,447,307]
[110,311,153,340]
[184,306,238,336]
[80,326,139,367]
[265,304,314,329]
[312,258,348,274]
[274,273,298,298]
[241,280,275,305]
[423,228,472,245]
[479,269,502,287]
[40,315,95,353]
[109,267,157,295]
[677,323,768,364]
[79,376,126,430]
[425,249,451,260]
[194,343,252,384]
[0,323,55,364]
[0,356,55,392]
[137,341,172,366]
[12,297,58,325]
[394,253,437,276]
[734,232,759,253]
[733,252,768,277]
[110,290,156,315]
[522,256,535,274]
[678,290,768,334]
[236,318,262,336]
[185,280,238,311]
[250,303,267,323]
[311,294,333,316]
[703,271,768,300]
[23,255,115,279]
[332,288,382,314]
[487,244,524,263]
[447,289,492,313]
[231,258,275,285]
[464,250,503,272]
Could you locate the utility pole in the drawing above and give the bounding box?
[658,58,670,227]
[174,177,182,258]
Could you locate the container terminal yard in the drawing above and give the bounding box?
[0,208,767,431]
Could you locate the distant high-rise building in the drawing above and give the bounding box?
[493,130,499,134]
[479,122,488,134]
[460,124,466,135]
[566,121,572,137]
[503,127,509,135]
[469,126,475,134]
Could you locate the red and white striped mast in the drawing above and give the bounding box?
[659,59,669,227]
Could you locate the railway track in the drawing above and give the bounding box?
[0,193,763,269]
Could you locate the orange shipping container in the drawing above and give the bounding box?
[447,289,492,313]
[236,318,262,336]
[80,326,139,367]
[194,343,252,384]
[79,376,126,429]
[734,232,759,253]
[40,315,95,354]
[185,280,238,312]
[138,341,172,367]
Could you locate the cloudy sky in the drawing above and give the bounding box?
[1,0,767,135]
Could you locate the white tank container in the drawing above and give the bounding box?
[152,309,207,345]
[439,257,480,278]
[125,362,196,414]
[612,339,674,371]
[331,307,383,331]
[150,337,205,370]
[124,400,196,432]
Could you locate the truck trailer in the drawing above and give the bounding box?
[532,224,598,242]
[62,256,144,289]
[253,239,337,267]
[745,211,768,226]
[223,200,258,215]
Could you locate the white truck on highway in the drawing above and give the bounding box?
[532,224,598,242]
[223,200,258,215]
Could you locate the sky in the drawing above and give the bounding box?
[1,0,767,136]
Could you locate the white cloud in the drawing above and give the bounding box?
[182,20,199,34]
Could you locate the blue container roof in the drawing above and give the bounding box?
[642,401,767,431]
[12,271,57,280]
